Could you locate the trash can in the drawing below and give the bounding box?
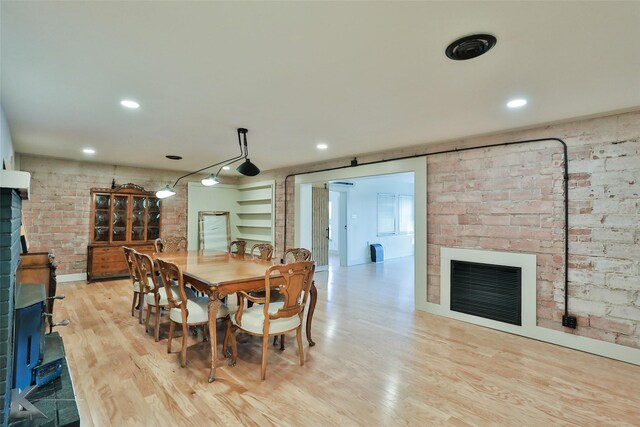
[370,243,383,263]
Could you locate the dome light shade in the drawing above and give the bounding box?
[236,158,260,176]
[156,185,176,199]
[201,174,219,186]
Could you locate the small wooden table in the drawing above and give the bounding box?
[156,251,318,382]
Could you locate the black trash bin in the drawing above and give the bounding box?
[370,243,383,263]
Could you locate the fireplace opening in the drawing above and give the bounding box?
[450,260,522,326]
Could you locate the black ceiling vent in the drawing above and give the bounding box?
[446,34,497,60]
[165,155,182,160]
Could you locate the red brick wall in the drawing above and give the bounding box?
[267,111,640,349]
[18,110,640,349]
[19,156,188,275]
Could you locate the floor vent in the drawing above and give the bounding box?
[450,260,522,326]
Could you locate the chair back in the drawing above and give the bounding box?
[229,240,247,255]
[155,236,187,254]
[251,243,273,261]
[155,258,189,318]
[283,248,312,263]
[123,246,142,284]
[132,251,159,295]
[264,261,315,323]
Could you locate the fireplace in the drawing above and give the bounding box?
[440,247,536,334]
[450,260,522,326]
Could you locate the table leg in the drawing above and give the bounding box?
[306,282,317,347]
[208,296,221,382]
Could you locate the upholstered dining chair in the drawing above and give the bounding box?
[156,258,229,368]
[226,261,315,380]
[250,243,273,260]
[154,236,188,254]
[123,246,145,322]
[133,252,195,342]
[229,240,247,255]
[283,248,312,263]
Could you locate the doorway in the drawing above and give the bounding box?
[294,158,426,309]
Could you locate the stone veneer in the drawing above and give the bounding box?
[19,110,640,350]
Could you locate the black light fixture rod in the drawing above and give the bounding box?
[283,137,572,325]
[169,128,246,188]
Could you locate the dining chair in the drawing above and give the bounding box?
[283,248,312,263]
[250,243,273,260]
[225,261,315,380]
[156,257,229,368]
[123,246,144,322]
[154,236,188,254]
[133,252,195,342]
[229,240,247,255]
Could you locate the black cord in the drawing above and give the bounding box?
[283,137,571,318]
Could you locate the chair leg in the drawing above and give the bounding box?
[167,321,175,353]
[260,334,269,381]
[145,303,152,333]
[138,293,145,324]
[154,305,161,342]
[228,323,238,367]
[296,326,304,366]
[280,334,285,351]
[181,324,188,368]
[131,292,138,317]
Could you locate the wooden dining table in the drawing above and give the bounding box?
[155,250,318,382]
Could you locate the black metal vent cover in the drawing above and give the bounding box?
[446,34,497,60]
[451,260,521,326]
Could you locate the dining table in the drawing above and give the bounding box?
[155,250,318,382]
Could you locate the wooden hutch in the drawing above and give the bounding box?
[87,183,161,281]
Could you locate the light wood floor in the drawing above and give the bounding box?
[56,257,640,426]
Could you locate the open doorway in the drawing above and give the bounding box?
[296,158,424,308]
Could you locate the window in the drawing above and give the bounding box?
[377,193,396,235]
[399,195,414,234]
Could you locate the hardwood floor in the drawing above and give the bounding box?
[56,257,640,426]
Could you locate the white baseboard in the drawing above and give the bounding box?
[57,273,87,283]
[419,302,640,366]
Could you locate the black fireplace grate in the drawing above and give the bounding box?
[451,260,522,326]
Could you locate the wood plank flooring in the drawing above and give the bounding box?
[55,257,640,426]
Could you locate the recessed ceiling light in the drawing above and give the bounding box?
[317,143,328,150]
[83,148,96,154]
[165,155,182,160]
[222,166,230,170]
[507,98,527,108]
[120,99,140,109]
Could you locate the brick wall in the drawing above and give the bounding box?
[0,189,21,424]
[17,110,640,350]
[19,157,188,276]
[263,110,640,349]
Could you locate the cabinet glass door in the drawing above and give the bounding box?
[112,195,128,241]
[147,197,160,240]
[93,194,110,242]
[131,196,146,241]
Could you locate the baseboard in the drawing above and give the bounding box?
[419,302,640,366]
[57,273,87,283]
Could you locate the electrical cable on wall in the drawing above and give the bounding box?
[282,137,576,328]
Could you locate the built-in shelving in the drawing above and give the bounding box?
[233,181,274,252]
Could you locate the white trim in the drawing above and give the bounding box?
[57,273,87,283]
[422,247,640,365]
[441,247,537,334]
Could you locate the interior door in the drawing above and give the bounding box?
[312,186,329,269]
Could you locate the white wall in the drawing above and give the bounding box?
[345,174,415,265]
[328,190,340,252]
[0,106,15,170]
[187,183,239,250]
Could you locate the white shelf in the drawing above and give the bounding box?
[233,180,275,246]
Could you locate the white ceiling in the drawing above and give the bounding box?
[2,2,640,175]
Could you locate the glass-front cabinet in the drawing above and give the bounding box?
[87,183,161,281]
[89,184,161,245]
